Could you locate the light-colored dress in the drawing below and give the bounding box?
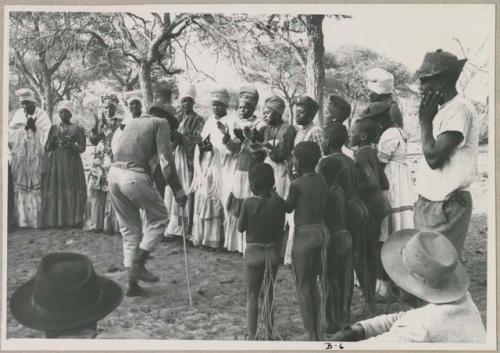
[224,115,260,253]
[190,114,236,248]
[8,107,51,228]
[84,117,121,232]
[165,112,205,238]
[377,127,415,241]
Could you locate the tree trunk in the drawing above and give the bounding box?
[140,61,153,109]
[42,71,54,120]
[304,15,325,128]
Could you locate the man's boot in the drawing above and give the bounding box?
[130,249,160,282]
[126,279,148,297]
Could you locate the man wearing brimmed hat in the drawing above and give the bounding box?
[413,49,479,256]
[164,85,205,241]
[190,87,233,250]
[10,252,123,338]
[331,230,485,343]
[109,101,187,297]
[85,93,124,234]
[9,88,52,229]
[224,87,263,253]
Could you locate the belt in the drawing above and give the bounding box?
[419,189,470,203]
[112,161,150,174]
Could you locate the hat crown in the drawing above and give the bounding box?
[32,253,101,317]
[416,49,466,79]
[402,231,458,288]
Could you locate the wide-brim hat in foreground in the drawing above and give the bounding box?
[10,253,123,331]
[416,49,467,80]
[382,229,469,304]
[149,101,179,131]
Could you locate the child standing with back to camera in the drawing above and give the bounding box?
[238,163,286,340]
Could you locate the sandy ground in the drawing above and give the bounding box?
[6,211,488,340]
[6,150,489,340]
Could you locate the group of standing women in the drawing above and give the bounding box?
[8,90,129,232]
[8,69,415,281]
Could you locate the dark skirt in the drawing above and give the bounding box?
[41,149,87,227]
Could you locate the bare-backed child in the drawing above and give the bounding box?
[318,106,369,321]
[285,141,328,341]
[349,117,391,313]
[238,163,286,340]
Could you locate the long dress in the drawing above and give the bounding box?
[190,114,236,248]
[224,115,260,253]
[41,123,87,227]
[8,107,51,229]
[84,117,121,232]
[377,127,415,241]
[165,111,205,238]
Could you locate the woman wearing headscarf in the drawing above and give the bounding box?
[224,87,262,253]
[41,101,87,228]
[164,86,205,239]
[84,94,123,233]
[190,87,233,249]
[9,88,52,229]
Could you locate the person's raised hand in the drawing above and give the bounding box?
[216,121,229,136]
[419,90,443,125]
[233,128,245,141]
[174,189,188,207]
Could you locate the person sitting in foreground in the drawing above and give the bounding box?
[331,230,486,343]
[10,252,122,338]
[238,163,286,340]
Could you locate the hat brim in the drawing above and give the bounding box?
[416,59,467,80]
[10,276,123,331]
[382,229,469,304]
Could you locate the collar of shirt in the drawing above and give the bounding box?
[299,122,314,131]
[438,94,461,111]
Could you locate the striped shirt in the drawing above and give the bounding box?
[294,122,323,151]
[416,95,479,201]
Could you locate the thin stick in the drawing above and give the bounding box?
[181,207,193,306]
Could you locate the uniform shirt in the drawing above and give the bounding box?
[113,114,174,173]
[238,194,286,244]
[359,292,486,343]
[416,95,479,201]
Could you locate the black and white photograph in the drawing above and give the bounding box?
[2,3,496,351]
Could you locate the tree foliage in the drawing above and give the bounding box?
[325,44,416,123]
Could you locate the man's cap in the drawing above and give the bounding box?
[149,101,179,130]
